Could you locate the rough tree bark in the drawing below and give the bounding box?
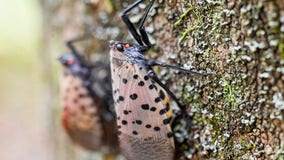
[41,0,284,159]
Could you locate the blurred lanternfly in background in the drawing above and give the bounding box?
[59,36,120,159]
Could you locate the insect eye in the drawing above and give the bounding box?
[116,44,124,52]
[66,59,74,65]
[124,44,130,48]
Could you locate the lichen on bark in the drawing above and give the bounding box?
[153,0,284,159]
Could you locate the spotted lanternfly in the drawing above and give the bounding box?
[59,36,119,154]
[110,0,210,160]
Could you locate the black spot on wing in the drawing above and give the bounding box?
[149,84,154,90]
[118,96,124,101]
[133,74,138,79]
[113,89,119,94]
[159,90,166,100]
[138,81,145,86]
[135,120,142,125]
[165,103,170,111]
[144,75,149,81]
[154,97,161,103]
[154,126,160,131]
[159,109,166,115]
[132,131,138,135]
[130,93,138,100]
[122,78,128,84]
[163,118,171,125]
[149,84,157,90]
[150,107,156,112]
[122,120,127,125]
[167,132,173,138]
[145,124,151,128]
[141,104,150,110]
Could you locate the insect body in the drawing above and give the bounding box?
[110,1,209,160]
[110,41,176,160]
[59,36,118,153]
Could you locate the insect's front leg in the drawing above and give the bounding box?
[120,0,144,45]
[147,60,213,76]
[65,34,92,58]
[137,0,154,48]
[120,0,154,49]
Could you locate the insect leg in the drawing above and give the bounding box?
[90,68,111,96]
[147,70,185,112]
[120,0,144,46]
[148,60,213,76]
[147,69,190,128]
[89,62,111,94]
[66,34,92,56]
[89,70,115,120]
[137,0,154,48]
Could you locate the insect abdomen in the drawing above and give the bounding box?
[119,133,175,160]
[61,73,103,151]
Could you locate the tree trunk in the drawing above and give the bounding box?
[41,0,284,159]
[155,0,284,159]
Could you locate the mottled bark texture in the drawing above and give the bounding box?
[42,0,284,159]
[155,0,284,159]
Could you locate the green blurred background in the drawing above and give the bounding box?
[0,0,51,159]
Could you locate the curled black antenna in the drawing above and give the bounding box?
[120,0,154,49]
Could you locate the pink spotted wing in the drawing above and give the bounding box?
[110,41,175,160]
[61,69,103,151]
